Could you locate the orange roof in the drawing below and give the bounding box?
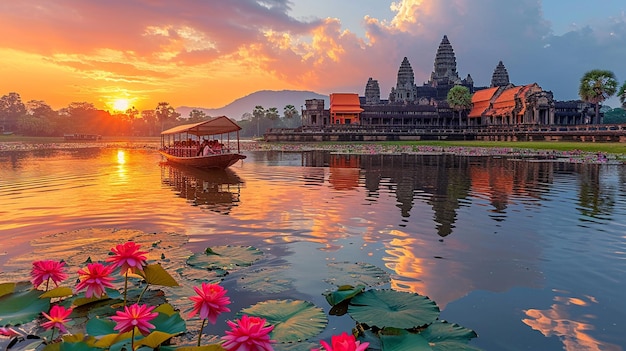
[468,87,498,118]
[516,84,537,116]
[330,93,364,113]
[484,86,523,116]
[493,86,522,109]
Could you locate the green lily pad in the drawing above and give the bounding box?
[137,330,180,349]
[348,290,440,329]
[42,335,93,351]
[187,246,263,272]
[323,284,366,306]
[174,266,222,283]
[0,282,16,298]
[40,286,74,299]
[419,320,480,350]
[325,262,390,287]
[151,306,186,335]
[0,289,50,325]
[379,328,431,351]
[140,264,180,287]
[237,265,293,293]
[240,299,327,343]
[355,328,382,351]
[85,316,116,337]
[273,340,320,351]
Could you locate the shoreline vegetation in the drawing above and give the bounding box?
[1,135,625,164]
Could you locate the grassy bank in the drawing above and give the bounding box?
[2,135,626,155]
[318,140,626,155]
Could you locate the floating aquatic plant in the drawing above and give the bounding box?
[324,261,391,287]
[240,299,328,343]
[0,229,482,350]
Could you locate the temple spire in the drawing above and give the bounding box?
[491,61,510,87]
[364,77,380,105]
[430,35,460,86]
[392,57,417,103]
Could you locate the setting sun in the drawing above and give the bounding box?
[112,98,130,112]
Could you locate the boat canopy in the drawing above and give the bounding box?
[161,116,242,136]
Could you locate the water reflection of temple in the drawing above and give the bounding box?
[301,152,603,237]
[160,163,243,214]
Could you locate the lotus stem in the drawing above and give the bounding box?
[136,283,149,304]
[131,328,136,351]
[123,271,128,307]
[197,318,207,346]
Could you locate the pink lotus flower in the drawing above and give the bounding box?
[106,241,148,274]
[75,262,115,298]
[312,332,369,351]
[0,327,19,337]
[31,260,68,290]
[41,305,73,334]
[110,303,158,335]
[188,282,231,324]
[221,315,275,351]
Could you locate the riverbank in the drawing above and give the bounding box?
[1,136,625,164]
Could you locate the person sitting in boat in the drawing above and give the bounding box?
[212,140,222,153]
[197,139,208,156]
[202,140,216,156]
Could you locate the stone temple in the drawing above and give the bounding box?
[302,35,597,127]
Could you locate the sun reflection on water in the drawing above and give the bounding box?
[116,150,126,164]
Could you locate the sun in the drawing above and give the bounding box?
[112,98,130,112]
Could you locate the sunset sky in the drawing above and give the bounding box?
[1,0,625,114]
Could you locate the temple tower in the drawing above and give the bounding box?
[429,35,461,87]
[491,61,510,87]
[391,57,417,103]
[364,77,381,105]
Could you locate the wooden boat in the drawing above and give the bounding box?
[159,116,246,169]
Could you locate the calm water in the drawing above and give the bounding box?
[1,146,626,350]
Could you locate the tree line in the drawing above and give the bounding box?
[0,95,185,137]
[0,92,302,138]
[237,105,301,137]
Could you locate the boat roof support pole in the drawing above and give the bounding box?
[236,130,240,153]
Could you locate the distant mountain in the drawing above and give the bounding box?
[176,90,329,120]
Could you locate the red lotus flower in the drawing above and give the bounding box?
[75,262,115,298]
[41,305,73,334]
[221,315,274,351]
[110,303,158,336]
[312,332,369,351]
[106,241,148,274]
[31,260,68,290]
[188,282,231,324]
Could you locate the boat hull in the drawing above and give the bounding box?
[159,150,246,169]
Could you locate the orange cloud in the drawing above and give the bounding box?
[0,0,624,111]
[522,292,621,350]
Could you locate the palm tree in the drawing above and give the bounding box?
[578,69,618,124]
[446,85,472,127]
[252,105,265,137]
[618,82,626,109]
[265,107,279,121]
[155,102,180,130]
[283,105,298,119]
